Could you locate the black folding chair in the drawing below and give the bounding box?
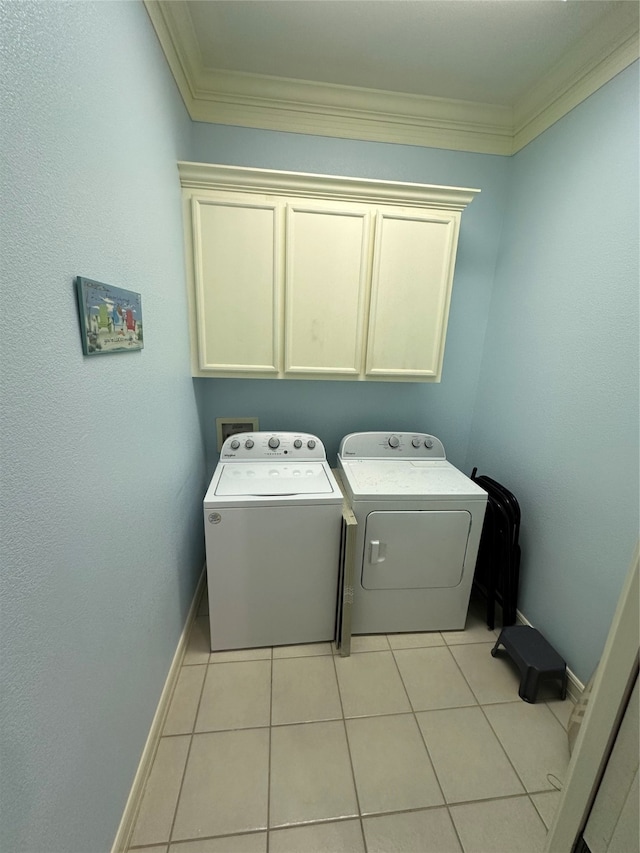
[470,469,521,629]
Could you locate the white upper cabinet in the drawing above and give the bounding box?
[180,163,479,381]
[285,201,372,376]
[366,209,458,378]
[191,195,281,373]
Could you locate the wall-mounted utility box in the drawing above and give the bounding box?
[216,417,260,451]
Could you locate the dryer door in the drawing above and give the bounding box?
[361,510,471,589]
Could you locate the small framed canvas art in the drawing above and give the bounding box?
[76,277,144,355]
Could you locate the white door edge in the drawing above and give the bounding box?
[544,543,639,852]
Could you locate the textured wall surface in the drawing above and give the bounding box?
[1,2,637,849]
[191,125,511,471]
[465,62,639,683]
[0,3,205,851]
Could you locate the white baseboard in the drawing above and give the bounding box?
[515,608,585,704]
[110,565,207,853]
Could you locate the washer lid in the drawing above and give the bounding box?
[340,459,487,500]
[215,461,336,496]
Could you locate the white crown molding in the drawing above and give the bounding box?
[145,0,638,157]
[189,69,514,156]
[143,0,200,107]
[513,2,640,152]
[178,162,480,211]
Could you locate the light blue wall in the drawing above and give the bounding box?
[192,126,511,471]
[0,3,205,852]
[465,63,639,684]
[1,2,637,848]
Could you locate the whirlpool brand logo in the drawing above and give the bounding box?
[208,513,222,524]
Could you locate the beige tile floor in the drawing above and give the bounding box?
[128,596,572,853]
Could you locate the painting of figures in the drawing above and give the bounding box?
[76,277,144,355]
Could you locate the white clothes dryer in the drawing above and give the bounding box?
[204,432,343,650]
[337,432,487,635]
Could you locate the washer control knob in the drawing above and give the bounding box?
[268,437,280,449]
[424,438,434,449]
[388,435,400,448]
[293,439,303,449]
[307,439,316,449]
[230,439,240,450]
[411,437,422,448]
[244,439,254,449]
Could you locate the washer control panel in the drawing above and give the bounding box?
[338,431,446,460]
[221,432,326,460]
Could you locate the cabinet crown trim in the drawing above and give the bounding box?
[178,162,480,211]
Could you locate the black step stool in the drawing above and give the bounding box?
[491,625,567,703]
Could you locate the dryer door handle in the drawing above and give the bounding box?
[369,539,386,564]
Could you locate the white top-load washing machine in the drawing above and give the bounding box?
[337,432,487,635]
[204,432,343,650]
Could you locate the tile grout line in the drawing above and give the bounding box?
[444,638,539,806]
[128,788,560,850]
[331,650,369,853]
[477,701,534,787]
[125,696,179,849]
[127,620,207,853]
[477,700,563,834]
[165,645,207,848]
[190,658,212,736]
[162,733,193,849]
[130,829,269,850]
[544,696,574,733]
[529,792,556,832]
[442,641,484,705]
[266,647,274,853]
[163,656,210,849]
[388,644,465,853]
[182,703,568,742]
[165,644,275,849]
[391,628,556,846]
[147,630,559,849]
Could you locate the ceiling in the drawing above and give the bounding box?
[186,0,613,105]
[144,0,639,155]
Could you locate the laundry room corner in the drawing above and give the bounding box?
[464,61,640,686]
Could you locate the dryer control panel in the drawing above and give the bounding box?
[338,432,446,460]
[220,431,327,461]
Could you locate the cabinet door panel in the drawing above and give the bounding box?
[285,204,371,374]
[366,211,458,379]
[194,198,280,372]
